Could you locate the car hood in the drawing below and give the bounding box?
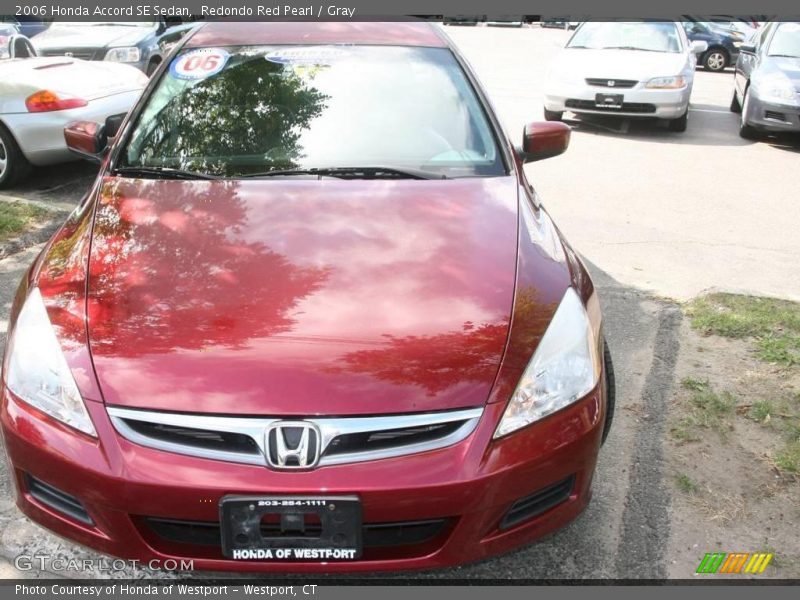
[761,55,800,84]
[86,176,520,416]
[551,48,689,81]
[32,24,151,51]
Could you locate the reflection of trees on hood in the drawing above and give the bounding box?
[87,179,330,356]
[331,287,555,396]
[134,59,328,175]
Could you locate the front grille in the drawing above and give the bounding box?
[566,99,657,114]
[764,110,787,122]
[108,406,483,468]
[144,517,447,549]
[585,78,638,88]
[325,421,463,457]
[124,420,261,456]
[26,474,93,525]
[40,49,97,60]
[499,475,575,530]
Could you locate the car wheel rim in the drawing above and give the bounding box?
[708,53,725,70]
[0,138,7,178]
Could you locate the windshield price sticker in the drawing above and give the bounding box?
[170,48,230,80]
[265,47,348,66]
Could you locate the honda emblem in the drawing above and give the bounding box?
[265,421,321,469]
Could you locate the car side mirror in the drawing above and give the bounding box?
[63,120,107,163]
[690,40,709,54]
[521,122,571,163]
[739,43,756,54]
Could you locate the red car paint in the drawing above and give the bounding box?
[0,21,608,572]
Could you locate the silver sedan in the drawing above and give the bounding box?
[0,32,147,188]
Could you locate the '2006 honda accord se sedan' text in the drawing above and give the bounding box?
[0,21,614,572]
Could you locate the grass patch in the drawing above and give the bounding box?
[775,441,800,473]
[0,201,48,243]
[749,399,776,423]
[676,473,698,494]
[746,396,800,475]
[686,293,800,367]
[671,378,736,442]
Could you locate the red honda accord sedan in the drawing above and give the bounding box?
[0,21,614,572]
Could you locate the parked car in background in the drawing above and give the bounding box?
[0,16,50,38]
[732,21,800,139]
[541,18,569,29]
[544,21,707,131]
[681,20,742,71]
[32,19,198,75]
[1,20,614,572]
[0,36,148,188]
[486,17,523,27]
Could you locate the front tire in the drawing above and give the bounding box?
[739,87,758,140]
[702,48,728,72]
[668,110,688,132]
[0,124,32,190]
[729,88,742,113]
[544,108,563,121]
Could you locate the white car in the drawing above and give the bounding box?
[0,32,147,188]
[544,21,708,132]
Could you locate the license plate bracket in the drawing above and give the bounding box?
[595,92,624,109]
[220,495,362,561]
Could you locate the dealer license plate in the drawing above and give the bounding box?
[220,495,362,561]
[595,93,624,109]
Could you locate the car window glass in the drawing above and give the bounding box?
[766,23,800,57]
[120,45,504,178]
[568,22,682,52]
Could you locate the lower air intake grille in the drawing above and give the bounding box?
[764,110,787,122]
[499,475,575,530]
[566,99,657,113]
[145,517,447,549]
[26,474,93,525]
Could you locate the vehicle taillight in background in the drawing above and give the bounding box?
[25,90,88,113]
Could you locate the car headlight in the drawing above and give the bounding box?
[4,288,96,436]
[645,76,687,89]
[104,46,141,63]
[755,77,799,105]
[494,287,602,438]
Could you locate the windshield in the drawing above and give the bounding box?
[767,22,800,58]
[568,22,682,53]
[119,45,504,179]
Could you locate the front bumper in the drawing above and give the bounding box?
[743,92,800,133]
[1,381,605,573]
[545,80,692,119]
[2,90,142,166]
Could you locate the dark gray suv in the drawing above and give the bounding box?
[32,19,198,75]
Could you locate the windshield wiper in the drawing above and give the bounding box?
[603,46,663,52]
[239,166,448,180]
[112,166,219,180]
[769,54,800,58]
